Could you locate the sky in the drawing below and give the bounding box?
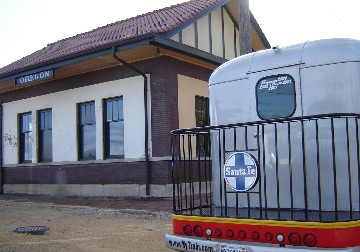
[0,0,360,68]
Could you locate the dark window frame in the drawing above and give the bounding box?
[19,112,32,163]
[256,74,296,120]
[78,101,96,160]
[195,95,210,157]
[103,96,124,159]
[38,108,52,162]
[195,95,209,127]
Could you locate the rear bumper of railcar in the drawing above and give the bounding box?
[165,233,360,252]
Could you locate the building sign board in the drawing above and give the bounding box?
[224,152,259,192]
[15,69,54,86]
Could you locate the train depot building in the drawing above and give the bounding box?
[0,0,269,197]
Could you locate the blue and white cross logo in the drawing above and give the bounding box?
[224,152,259,192]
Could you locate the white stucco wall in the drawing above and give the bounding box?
[178,74,208,129]
[169,7,239,60]
[2,75,148,165]
[197,15,210,53]
[182,23,196,48]
[224,11,235,59]
[210,8,223,58]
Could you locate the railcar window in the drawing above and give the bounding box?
[256,74,296,119]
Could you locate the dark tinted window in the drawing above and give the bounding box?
[256,74,296,119]
[79,102,96,160]
[39,109,52,162]
[19,112,32,163]
[105,97,124,158]
[195,96,210,156]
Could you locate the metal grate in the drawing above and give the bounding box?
[171,113,360,222]
[14,226,49,235]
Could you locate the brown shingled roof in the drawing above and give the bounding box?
[0,0,225,78]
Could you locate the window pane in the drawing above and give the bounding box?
[40,130,52,162]
[256,75,296,119]
[90,103,95,124]
[113,100,119,121]
[80,124,96,160]
[78,102,96,160]
[106,100,113,122]
[195,96,210,156]
[22,114,31,133]
[86,104,92,124]
[23,132,32,161]
[195,96,209,127]
[118,99,123,120]
[39,109,52,162]
[81,105,86,125]
[108,121,124,157]
[20,113,32,163]
[46,110,52,129]
[105,97,124,158]
[40,111,45,130]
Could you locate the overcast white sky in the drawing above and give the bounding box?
[0,0,360,68]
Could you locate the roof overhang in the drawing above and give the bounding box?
[0,38,224,95]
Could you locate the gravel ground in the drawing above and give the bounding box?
[0,194,174,252]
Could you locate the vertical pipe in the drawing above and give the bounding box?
[315,120,322,221]
[182,135,188,210]
[171,134,177,212]
[356,118,360,219]
[274,124,280,219]
[345,118,352,219]
[223,129,228,217]
[0,104,3,194]
[256,125,262,218]
[288,122,294,220]
[331,118,338,221]
[245,126,251,218]
[301,121,308,220]
[196,133,202,215]
[112,48,151,196]
[218,129,223,217]
[261,124,267,219]
[234,127,239,217]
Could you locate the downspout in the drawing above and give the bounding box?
[0,103,3,194]
[112,47,151,196]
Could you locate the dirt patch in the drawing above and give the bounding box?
[0,194,174,252]
[0,194,173,213]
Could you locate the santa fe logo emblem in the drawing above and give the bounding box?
[224,152,259,192]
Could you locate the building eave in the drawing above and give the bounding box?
[151,36,226,65]
[0,34,156,83]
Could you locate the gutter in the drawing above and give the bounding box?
[112,47,151,196]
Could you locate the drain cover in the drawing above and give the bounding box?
[14,226,49,235]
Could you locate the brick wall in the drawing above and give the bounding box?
[0,56,212,186]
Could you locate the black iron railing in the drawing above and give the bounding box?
[171,113,360,222]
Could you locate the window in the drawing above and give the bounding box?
[195,96,210,156]
[256,74,296,120]
[78,102,96,160]
[38,109,52,162]
[19,112,32,163]
[195,96,209,127]
[104,97,124,158]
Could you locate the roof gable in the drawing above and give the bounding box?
[0,0,269,82]
[0,0,225,78]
